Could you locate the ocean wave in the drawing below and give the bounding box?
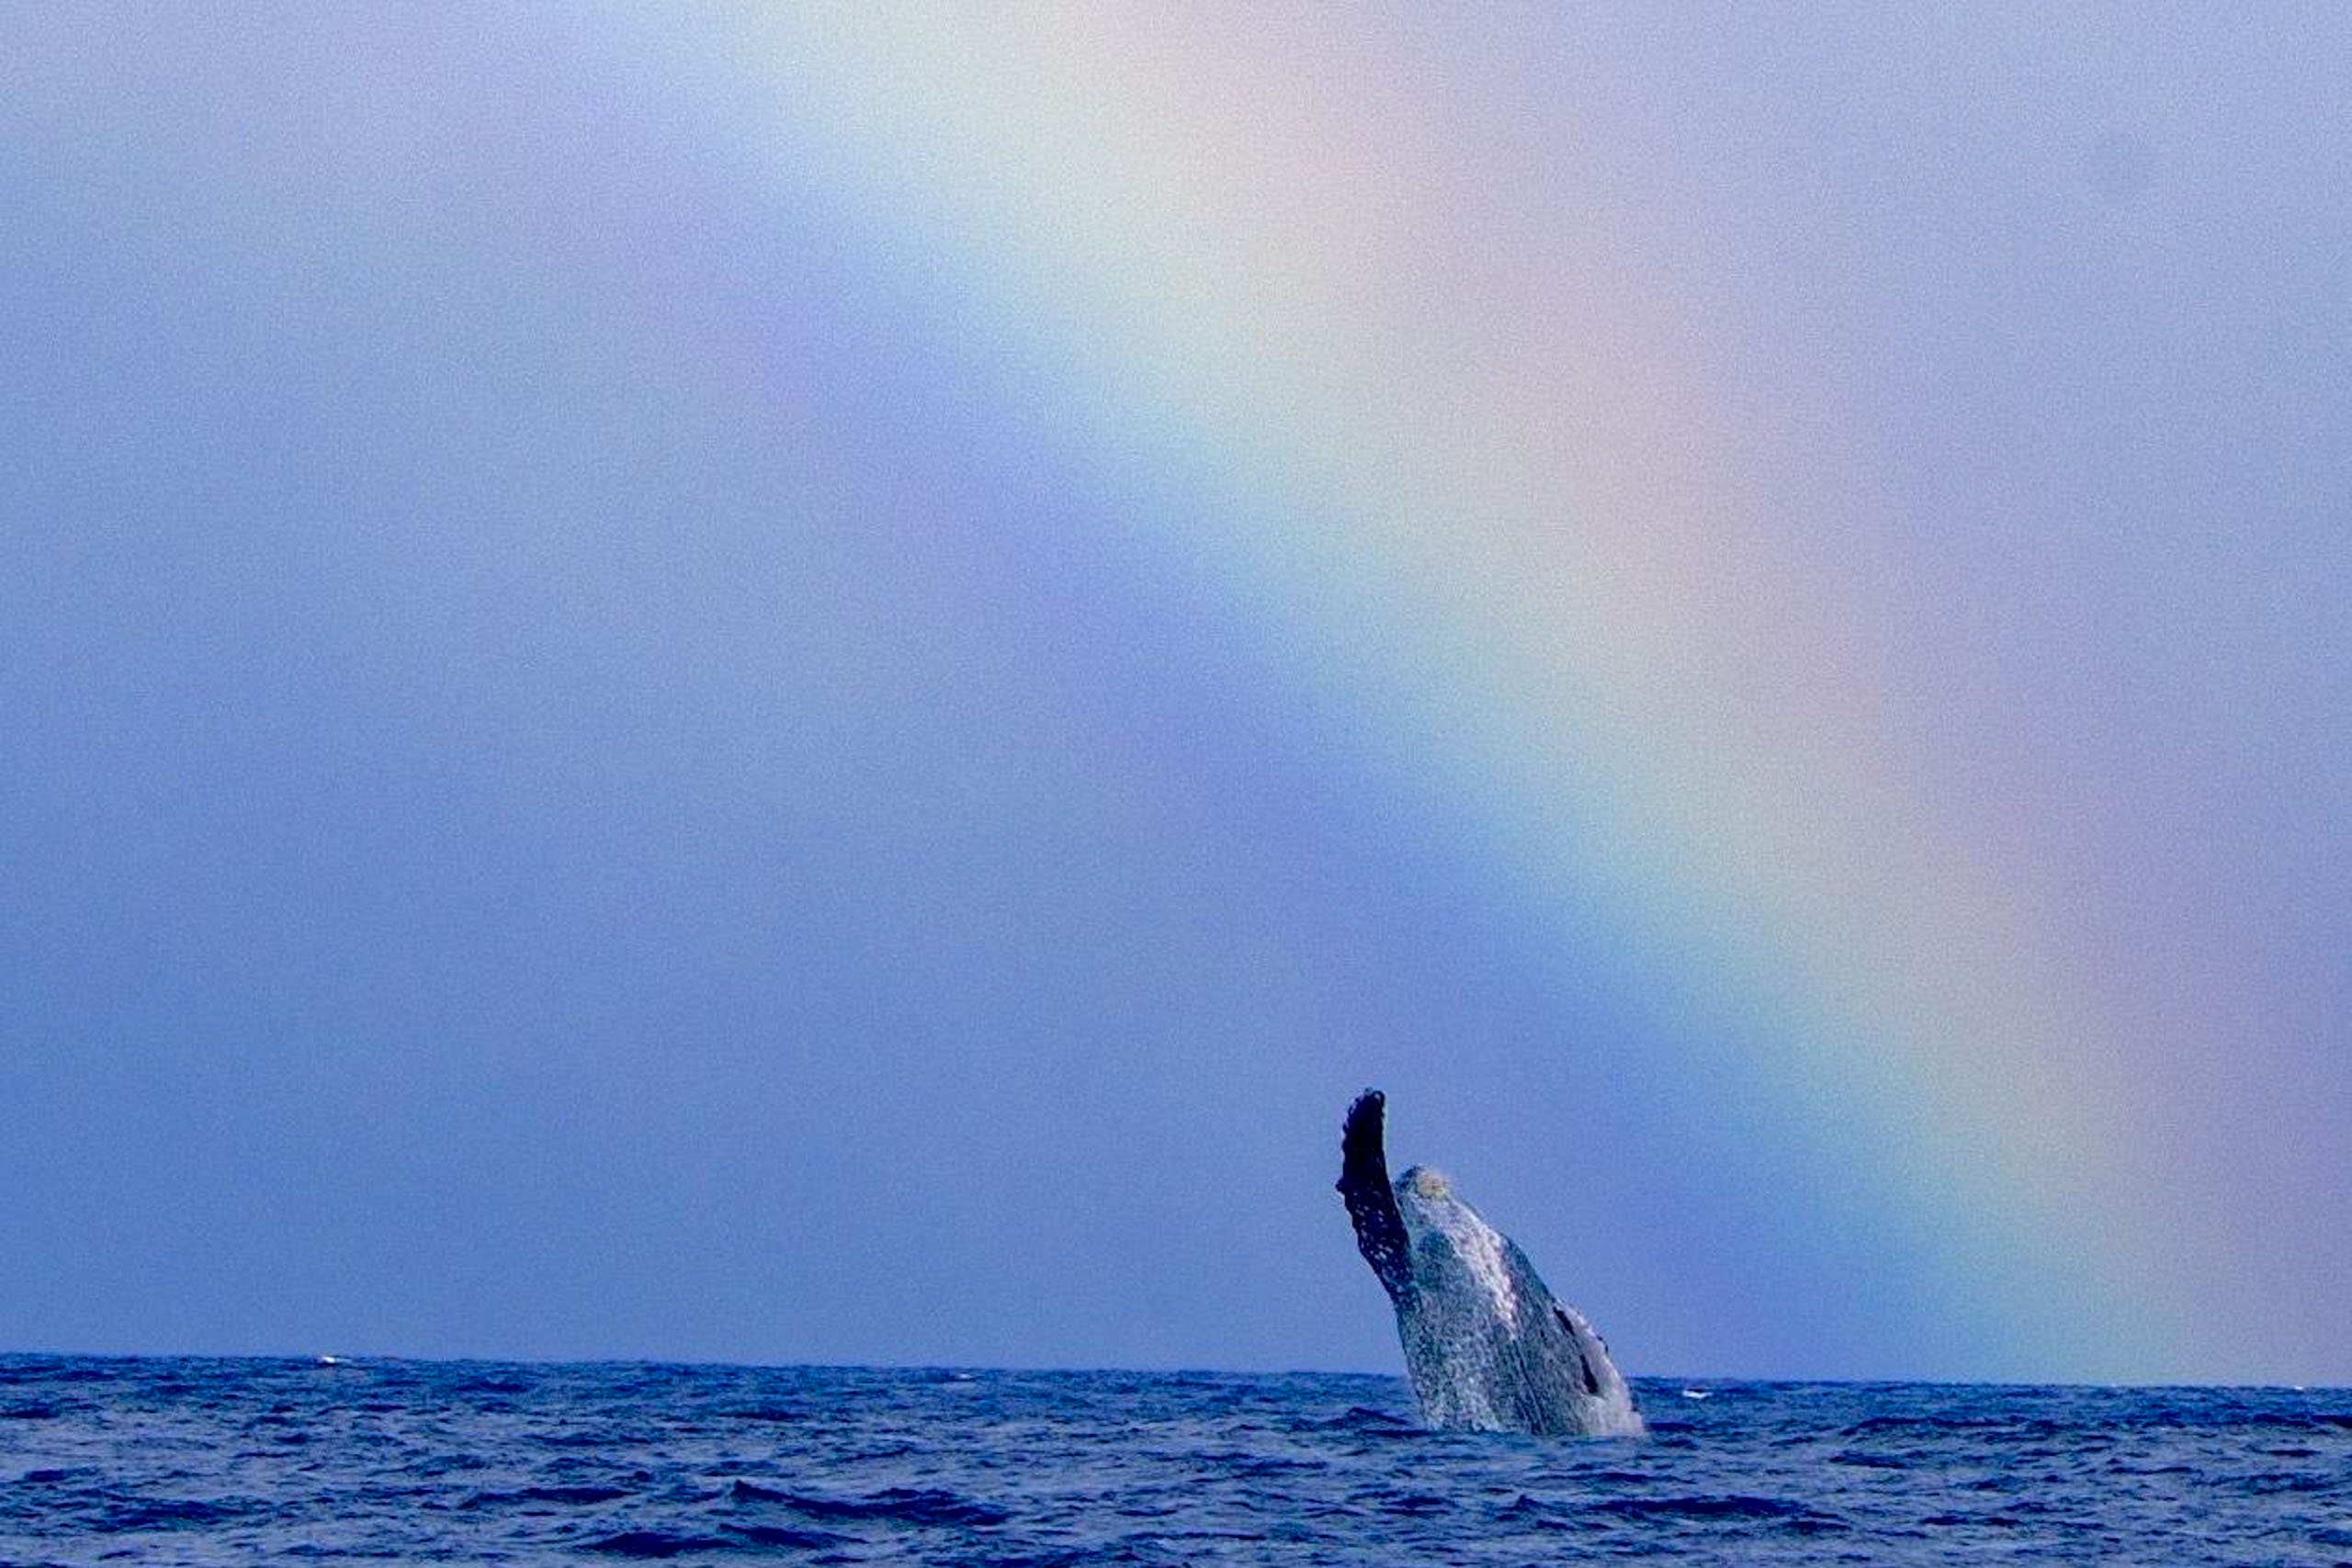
[747,1484,1010,1529]
[1299,1404,1419,1436]
[1587,1493,1842,1525]
[2,1359,2341,1565]
[581,1529,735,1557]
[459,1484,633,1508]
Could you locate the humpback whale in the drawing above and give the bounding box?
[1338,1089,1643,1436]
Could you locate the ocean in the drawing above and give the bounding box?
[2,1355,2345,1565]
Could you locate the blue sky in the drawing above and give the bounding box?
[3,6,2346,1382]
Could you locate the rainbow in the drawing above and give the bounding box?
[600,7,2273,1381]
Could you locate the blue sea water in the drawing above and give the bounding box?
[1,1356,2346,1565]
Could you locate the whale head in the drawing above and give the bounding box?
[1394,1165,1485,1243]
[1393,1164,1523,1321]
[1398,1165,1453,1202]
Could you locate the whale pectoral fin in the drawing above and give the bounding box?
[1338,1089,1413,1301]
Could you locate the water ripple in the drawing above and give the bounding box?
[0,1357,2344,1565]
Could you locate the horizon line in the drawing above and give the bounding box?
[3,1347,2340,1395]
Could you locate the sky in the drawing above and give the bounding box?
[2,6,2346,1384]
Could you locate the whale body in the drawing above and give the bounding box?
[1338,1089,1643,1437]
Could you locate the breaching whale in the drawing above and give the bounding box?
[1338,1089,1643,1436]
